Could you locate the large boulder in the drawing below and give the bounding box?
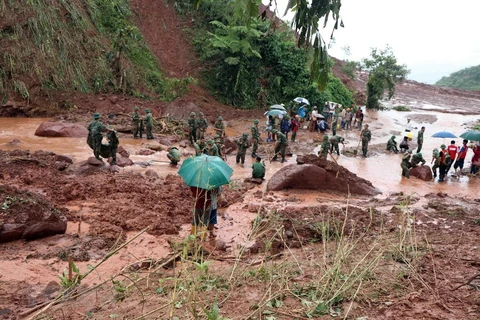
[35,122,88,138]
[0,185,67,243]
[409,165,433,181]
[267,164,327,191]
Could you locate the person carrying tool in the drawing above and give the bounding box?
[271,129,287,163]
[360,124,371,157]
[205,139,220,157]
[401,150,412,178]
[318,134,330,158]
[329,135,344,156]
[431,148,440,178]
[386,135,399,153]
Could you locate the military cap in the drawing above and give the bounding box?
[207,139,214,145]
[440,144,446,149]
[218,116,223,121]
[93,112,100,119]
[199,112,204,116]
[190,112,196,116]
[145,108,151,113]
[133,106,139,111]
[271,129,277,133]
[254,119,259,124]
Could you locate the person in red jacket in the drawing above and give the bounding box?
[453,140,468,175]
[471,143,480,175]
[291,115,299,142]
[446,140,458,174]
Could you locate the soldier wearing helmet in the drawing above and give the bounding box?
[271,129,288,163]
[318,134,330,158]
[188,112,197,144]
[143,108,154,139]
[236,133,251,166]
[131,106,142,138]
[87,112,108,161]
[196,112,208,141]
[205,139,220,157]
[251,119,260,158]
[214,116,225,144]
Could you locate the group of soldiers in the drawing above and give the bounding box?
[317,124,371,158]
[131,106,155,139]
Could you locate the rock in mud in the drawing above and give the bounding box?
[55,154,73,164]
[223,137,237,153]
[7,138,21,145]
[34,122,88,138]
[109,165,121,172]
[267,164,327,191]
[118,146,130,157]
[88,157,104,166]
[158,138,172,146]
[278,154,382,196]
[0,185,68,243]
[409,165,433,181]
[143,142,164,152]
[115,154,133,167]
[137,149,156,156]
[54,161,68,171]
[74,160,109,175]
[179,141,187,148]
[145,169,159,179]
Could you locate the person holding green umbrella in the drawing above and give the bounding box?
[178,154,233,239]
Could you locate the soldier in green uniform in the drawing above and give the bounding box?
[87,112,108,161]
[431,148,440,178]
[205,139,220,157]
[401,150,412,178]
[318,134,330,158]
[251,119,260,158]
[104,128,119,165]
[188,112,197,144]
[331,113,339,136]
[167,146,181,165]
[214,116,225,144]
[131,106,142,139]
[329,135,344,156]
[252,156,265,180]
[410,152,426,167]
[236,133,251,165]
[144,109,154,140]
[193,138,205,156]
[271,129,287,163]
[417,126,425,153]
[360,124,372,157]
[196,112,208,141]
[386,135,399,153]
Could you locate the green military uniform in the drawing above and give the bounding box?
[386,135,399,153]
[104,129,119,165]
[417,129,424,153]
[431,148,440,178]
[236,133,250,165]
[410,152,426,167]
[214,116,225,144]
[87,112,107,160]
[188,112,197,144]
[252,161,265,179]
[144,109,154,139]
[131,106,142,138]
[360,125,371,157]
[332,113,339,136]
[167,147,181,165]
[196,112,208,141]
[205,140,220,157]
[401,151,412,178]
[329,135,344,156]
[319,135,330,158]
[193,139,206,156]
[251,119,260,157]
[271,130,287,163]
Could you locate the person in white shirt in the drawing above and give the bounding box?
[329,103,336,123]
[309,106,319,132]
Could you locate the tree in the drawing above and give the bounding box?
[362,46,409,110]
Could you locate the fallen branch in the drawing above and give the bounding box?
[451,274,480,291]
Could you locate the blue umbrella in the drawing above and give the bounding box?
[432,131,457,139]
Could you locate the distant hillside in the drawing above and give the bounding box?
[435,65,480,91]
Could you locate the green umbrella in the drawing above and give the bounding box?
[264,109,287,117]
[178,154,233,190]
[269,104,286,111]
[460,131,480,141]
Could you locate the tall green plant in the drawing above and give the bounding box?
[363,46,409,110]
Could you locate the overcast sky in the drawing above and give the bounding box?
[263,0,480,84]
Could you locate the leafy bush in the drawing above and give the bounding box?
[435,65,480,91]
[392,105,411,112]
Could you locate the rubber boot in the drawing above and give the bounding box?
[199,226,208,241]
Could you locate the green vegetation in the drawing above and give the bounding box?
[183,0,353,108]
[0,0,192,103]
[363,46,409,110]
[341,61,360,80]
[435,64,480,90]
[392,105,411,112]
